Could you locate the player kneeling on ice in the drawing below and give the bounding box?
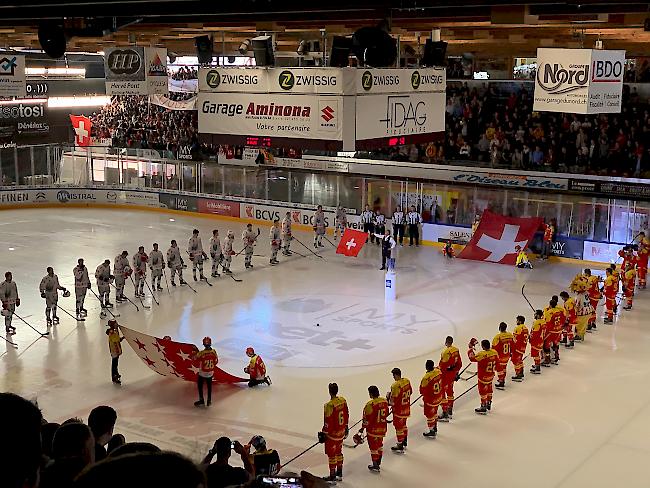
[244,347,271,387]
[467,338,498,414]
[192,336,218,407]
[39,267,68,326]
[106,319,124,385]
[515,245,533,269]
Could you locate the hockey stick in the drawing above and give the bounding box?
[13,312,49,336]
[201,276,213,287]
[162,269,171,294]
[88,288,120,318]
[0,332,17,348]
[280,441,320,469]
[129,275,151,309]
[57,304,84,321]
[323,235,336,248]
[521,284,536,312]
[183,280,198,293]
[143,279,160,306]
[110,283,140,312]
[293,236,325,259]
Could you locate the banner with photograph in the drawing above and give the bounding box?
[149,94,197,111]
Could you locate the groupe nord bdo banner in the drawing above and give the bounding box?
[533,48,625,114]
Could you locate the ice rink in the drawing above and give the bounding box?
[1,207,649,488]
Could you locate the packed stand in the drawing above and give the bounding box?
[2,392,325,488]
[170,66,199,80]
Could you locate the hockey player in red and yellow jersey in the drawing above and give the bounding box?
[618,246,637,274]
[623,262,637,310]
[560,291,577,348]
[468,338,498,414]
[529,310,544,375]
[492,322,514,389]
[511,315,529,381]
[192,336,218,407]
[637,233,649,289]
[360,385,389,473]
[388,367,412,453]
[438,336,462,422]
[584,269,601,331]
[318,383,349,482]
[419,360,443,438]
[602,268,617,324]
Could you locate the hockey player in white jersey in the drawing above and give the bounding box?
[39,267,68,326]
[95,259,114,317]
[188,229,207,281]
[209,229,223,278]
[313,205,326,248]
[133,246,148,297]
[242,224,258,269]
[270,219,281,265]
[1,271,19,334]
[167,240,186,286]
[149,243,165,291]
[335,206,347,241]
[73,258,90,319]
[113,251,130,302]
[281,211,293,256]
[222,231,235,274]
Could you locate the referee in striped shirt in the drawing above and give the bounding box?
[361,204,374,243]
[392,205,405,245]
[407,206,422,246]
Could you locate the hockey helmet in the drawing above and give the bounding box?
[352,432,365,446]
[202,336,212,347]
[108,319,118,328]
[62,289,71,298]
[246,347,255,356]
[249,435,266,451]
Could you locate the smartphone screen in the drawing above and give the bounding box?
[261,476,303,487]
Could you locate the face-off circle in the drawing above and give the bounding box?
[190,294,455,368]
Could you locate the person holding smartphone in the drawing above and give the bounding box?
[202,437,253,488]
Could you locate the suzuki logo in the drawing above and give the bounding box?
[321,105,335,122]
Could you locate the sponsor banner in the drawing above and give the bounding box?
[422,223,473,245]
[588,49,625,114]
[198,92,343,141]
[158,192,198,212]
[533,48,625,114]
[105,47,147,95]
[533,48,591,114]
[0,190,31,206]
[121,191,160,207]
[176,145,198,161]
[239,202,361,229]
[582,240,625,264]
[528,233,584,259]
[229,148,349,173]
[197,198,240,217]
[568,179,650,199]
[355,92,445,141]
[0,102,49,141]
[199,67,352,94]
[0,53,26,97]
[356,68,446,94]
[149,94,197,111]
[145,47,169,95]
[450,170,568,190]
[169,78,198,93]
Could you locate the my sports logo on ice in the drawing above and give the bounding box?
[56,190,97,203]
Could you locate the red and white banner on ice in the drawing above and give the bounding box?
[69,115,92,147]
[336,228,368,257]
[120,325,247,384]
[459,210,543,265]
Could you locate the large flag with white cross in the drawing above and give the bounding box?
[458,210,543,265]
[69,114,92,147]
[336,228,368,257]
[119,325,247,383]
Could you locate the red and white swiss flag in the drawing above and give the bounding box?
[69,114,92,147]
[336,228,368,257]
[459,210,543,265]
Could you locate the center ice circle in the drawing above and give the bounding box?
[200,294,455,368]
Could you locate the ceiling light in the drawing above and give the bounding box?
[0,98,47,105]
[297,40,309,56]
[47,96,111,108]
[239,39,251,55]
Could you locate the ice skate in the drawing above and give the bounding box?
[423,428,437,438]
[336,468,343,481]
[321,474,337,484]
[495,381,505,390]
[475,405,487,414]
[367,464,380,473]
[511,373,524,382]
[171,281,177,287]
[194,399,205,407]
[46,318,52,327]
[438,411,450,422]
[486,401,492,411]
[105,301,113,308]
[530,365,541,374]
[156,285,163,291]
[390,443,404,453]
[264,376,272,385]
[52,316,59,324]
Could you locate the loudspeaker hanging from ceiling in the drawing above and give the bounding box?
[251,35,275,66]
[38,23,67,58]
[329,36,352,67]
[195,35,213,65]
[351,26,397,68]
[421,39,448,67]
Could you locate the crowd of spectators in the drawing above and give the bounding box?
[89,78,650,177]
[3,391,323,488]
[170,66,199,80]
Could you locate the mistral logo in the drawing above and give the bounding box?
[57,190,97,203]
[536,62,589,94]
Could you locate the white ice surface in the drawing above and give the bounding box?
[1,208,649,488]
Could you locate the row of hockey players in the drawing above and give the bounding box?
[0,216,300,329]
[313,254,647,482]
[356,205,423,247]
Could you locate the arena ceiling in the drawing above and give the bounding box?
[0,1,649,58]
